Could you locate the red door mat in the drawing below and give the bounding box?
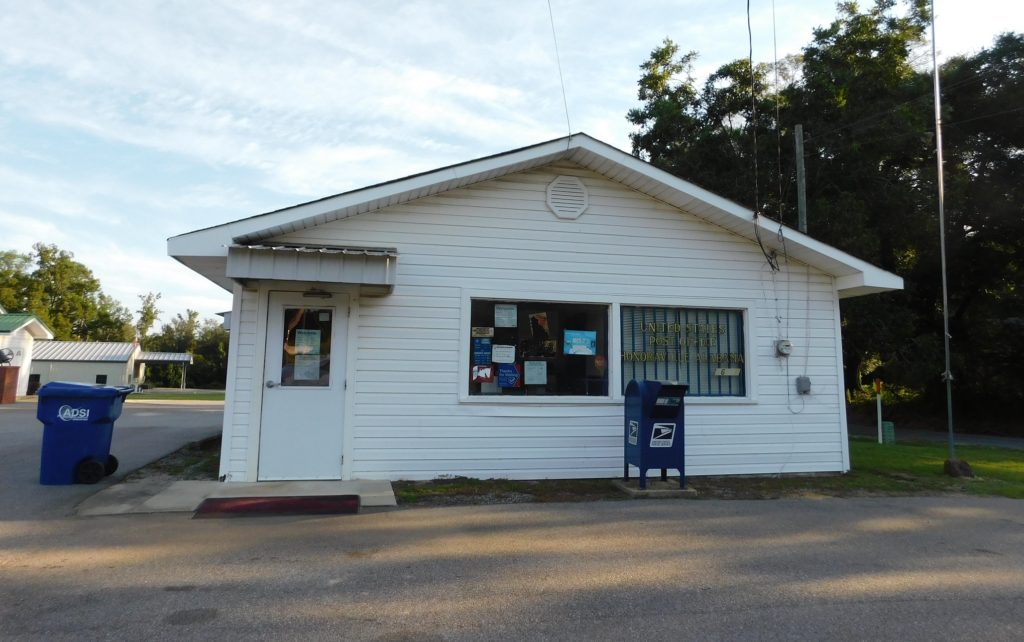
[194,495,360,518]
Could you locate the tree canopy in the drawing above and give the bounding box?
[628,0,1024,416]
[1,243,228,389]
[1,243,133,341]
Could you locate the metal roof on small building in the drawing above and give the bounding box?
[32,341,137,362]
[138,351,193,364]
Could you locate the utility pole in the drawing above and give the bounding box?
[794,124,807,234]
[930,0,962,471]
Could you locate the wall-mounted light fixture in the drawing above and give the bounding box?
[302,288,333,299]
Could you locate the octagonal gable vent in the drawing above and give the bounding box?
[546,175,589,219]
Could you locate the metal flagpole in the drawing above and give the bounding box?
[930,0,956,462]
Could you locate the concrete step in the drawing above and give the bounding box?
[77,479,396,516]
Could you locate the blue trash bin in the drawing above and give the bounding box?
[37,382,134,485]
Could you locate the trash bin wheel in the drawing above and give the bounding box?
[104,454,119,476]
[75,459,106,485]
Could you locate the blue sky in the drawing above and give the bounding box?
[1,1,1018,324]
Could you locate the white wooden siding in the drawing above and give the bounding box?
[219,285,260,480]
[243,160,848,480]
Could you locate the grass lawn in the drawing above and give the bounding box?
[129,389,225,401]
[393,438,1024,505]
[137,433,1024,503]
[846,438,1024,498]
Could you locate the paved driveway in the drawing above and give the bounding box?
[1,497,1022,640]
[0,400,222,520]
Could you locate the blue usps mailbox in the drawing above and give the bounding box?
[624,380,688,489]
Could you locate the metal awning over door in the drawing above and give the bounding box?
[226,244,397,295]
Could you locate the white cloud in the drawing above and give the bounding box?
[0,0,1019,327]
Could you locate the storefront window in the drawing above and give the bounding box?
[469,300,608,396]
[621,306,745,396]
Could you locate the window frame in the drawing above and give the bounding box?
[620,304,748,398]
[459,291,758,405]
[459,291,617,404]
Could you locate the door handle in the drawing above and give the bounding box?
[265,380,279,389]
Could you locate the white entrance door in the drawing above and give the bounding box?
[258,291,348,480]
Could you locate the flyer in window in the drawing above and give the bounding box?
[294,355,320,380]
[472,364,494,383]
[494,304,518,328]
[472,338,492,365]
[529,312,549,339]
[497,363,521,388]
[294,329,320,355]
[491,344,516,364]
[471,326,494,338]
[524,360,547,385]
[563,330,597,355]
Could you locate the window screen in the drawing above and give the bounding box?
[621,306,745,396]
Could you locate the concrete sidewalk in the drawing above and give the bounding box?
[0,401,222,520]
[76,478,397,516]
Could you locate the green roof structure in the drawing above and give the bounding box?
[0,313,55,338]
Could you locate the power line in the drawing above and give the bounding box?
[546,0,572,139]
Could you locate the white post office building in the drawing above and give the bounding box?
[169,134,901,482]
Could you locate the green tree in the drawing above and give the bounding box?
[84,293,134,342]
[146,312,227,389]
[0,250,31,312]
[628,1,1024,420]
[928,33,1024,411]
[135,291,162,345]
[9,243,132,340]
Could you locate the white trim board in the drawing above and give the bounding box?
[169,133,902,299]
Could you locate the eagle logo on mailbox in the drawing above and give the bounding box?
[650,423,675,447]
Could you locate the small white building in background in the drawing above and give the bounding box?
[29,341,193,393]
[0,305,54,396]
[169,133,902,483]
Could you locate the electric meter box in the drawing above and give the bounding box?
[623,379,689,489]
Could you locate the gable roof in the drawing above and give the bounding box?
[32,341,137,362]
[169,132,902,299]
[0,313,55,339]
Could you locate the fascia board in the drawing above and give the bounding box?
[168,138,576,258]
[571,136,903,294]
[168,132,903,298]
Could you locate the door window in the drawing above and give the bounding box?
[280,308,333,387]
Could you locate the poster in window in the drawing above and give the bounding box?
[472,326,494,337]
[497,363,522,388]
[472,338,492,365]
[472,364,494,383]
[294,355,321,381]
[524,360,547,385]
[529,312,550,339]
[563,330,597,355]
[491,344,516,364]
[294,329,321,355]
[494,304,518,328]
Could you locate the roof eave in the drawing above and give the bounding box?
[3,317,55,339]
[168,132,903,296]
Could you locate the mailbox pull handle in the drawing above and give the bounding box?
[265,380,279,389]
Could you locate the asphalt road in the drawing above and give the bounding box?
[0,400,222,520]
[1,497,1022,640]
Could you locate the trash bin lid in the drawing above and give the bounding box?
[37,381,134,399]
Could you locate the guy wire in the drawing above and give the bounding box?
[547,0,572,140]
